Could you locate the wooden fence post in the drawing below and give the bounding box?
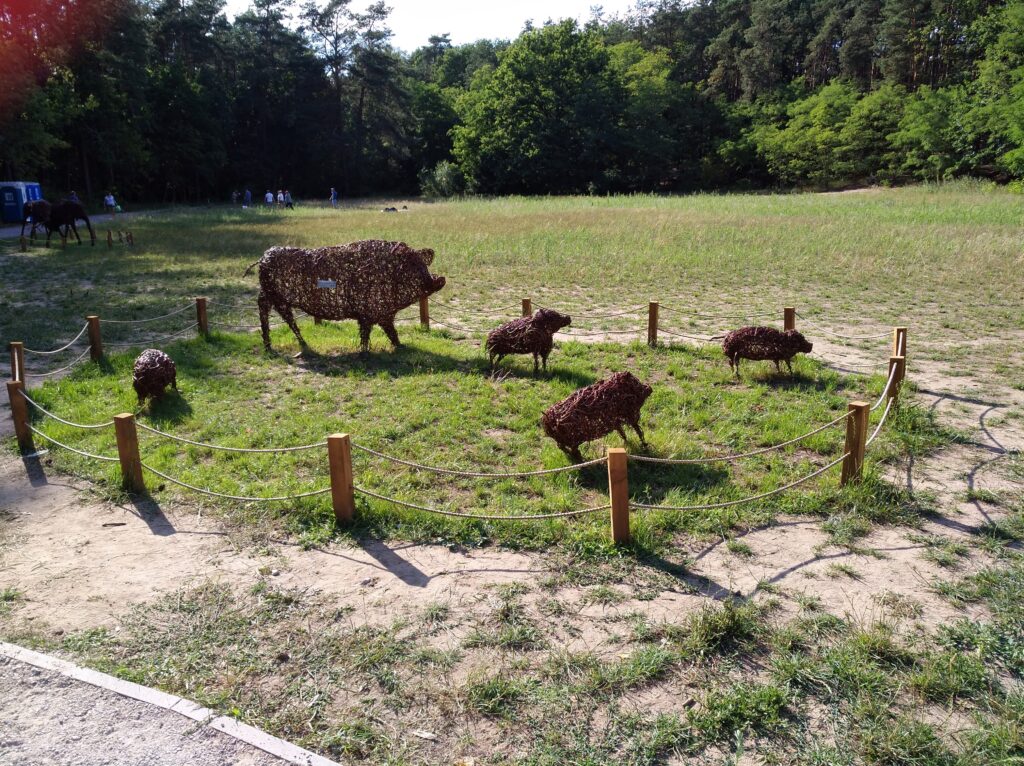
[784,306,796,331]
[607,447,630,544]
[521,298,532,318]
[86,316,103,361]
[893,327,908,358]
[647,301,659,347]
[113,413,145,492]
[9,342,24,382]
[840,401,870,486]
[6,380,33,453]
[20,235,28,252]
[419,296,430,330]
[107,230,113,248]
[328,433,355,523]
[888,355,906,401]
[195,297,208,337]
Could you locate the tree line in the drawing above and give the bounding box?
[1,0,1022,203]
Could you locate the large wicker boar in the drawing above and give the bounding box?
[722,326,813,376]
[246,240,446,353]
[542,372,652,461]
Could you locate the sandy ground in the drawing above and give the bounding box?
[0,656,289,766]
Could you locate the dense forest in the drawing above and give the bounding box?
[2,0,1023,203]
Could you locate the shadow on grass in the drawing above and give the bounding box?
[138,389,193,425]
[290,343,597,387]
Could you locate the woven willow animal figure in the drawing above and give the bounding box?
[486,308,571,374]
[245,240,446,353]
[132,349,177,404]
[542,372,652,461]
[722,326,813,376]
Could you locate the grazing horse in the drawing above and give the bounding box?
[21,200,52,240]
[46,200,96,246]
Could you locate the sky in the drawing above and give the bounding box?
[222,0,639,53]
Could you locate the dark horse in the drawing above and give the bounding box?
[21,200,52,240]
[48,200,96,246]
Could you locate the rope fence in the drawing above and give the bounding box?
[23,323,90,355]
[630,453,849,512]
[4,296,909,542]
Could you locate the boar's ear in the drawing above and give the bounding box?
[418,248,435,266]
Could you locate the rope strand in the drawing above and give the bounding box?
[796,313,891,340]
[352,442,605,478]
[141,462,329,502]
[136,422,326,453]
[355,485,609,520]
[23,347,93,378]
[629,410,852,465]
[23,323,89,355]
[631,453,848,512]
[28,426,120,462]
[19,390,114,429]
[101,302,195,324]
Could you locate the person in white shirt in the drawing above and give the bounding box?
[104,192,117,217]
[265,190,274,207]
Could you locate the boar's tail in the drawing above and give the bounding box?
[243,260,260,277]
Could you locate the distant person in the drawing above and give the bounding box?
[276,189,284,207]
[329,187,338,208]
[243,189,252,208]
[265,190,274,207]
[68,190,80,203]
[104,192,117,217]
[231,190,239,205]
[284,190,294,209]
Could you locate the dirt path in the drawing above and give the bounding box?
[0,655,296,766]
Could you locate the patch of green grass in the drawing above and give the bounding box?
[583,584,629,605]
[908,533,970,569]
[726,538,754,557]
[825,562,861,580]
[463,672,533,718]
[0,587,22,617]
[680,600,764,659]
[908,651,993,703]
[688,681,791,741]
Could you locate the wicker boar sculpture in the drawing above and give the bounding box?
[722,326,813,376]
[542,372,653,461]
[486,308,571,375]
[247,240,446,353]
[132,349,177,404]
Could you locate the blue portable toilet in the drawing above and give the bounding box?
[0,181,43,223]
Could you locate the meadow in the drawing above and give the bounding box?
[2,185,1023,765]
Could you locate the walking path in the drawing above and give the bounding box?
[0,646,338,766]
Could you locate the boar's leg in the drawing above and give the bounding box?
[615,425,628,442]
[357,318,373,353]
[532,352,540,376]
[785,357,794,375]
[257,292,273,350]
[276,303,308,350]
[773,360,781,373]
[732,354,741,377]
[541,351,550,373]
[380,319,402,348]
[557,442,584,463]
[629,419,647,446]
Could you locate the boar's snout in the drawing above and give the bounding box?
[426,275,446,295]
